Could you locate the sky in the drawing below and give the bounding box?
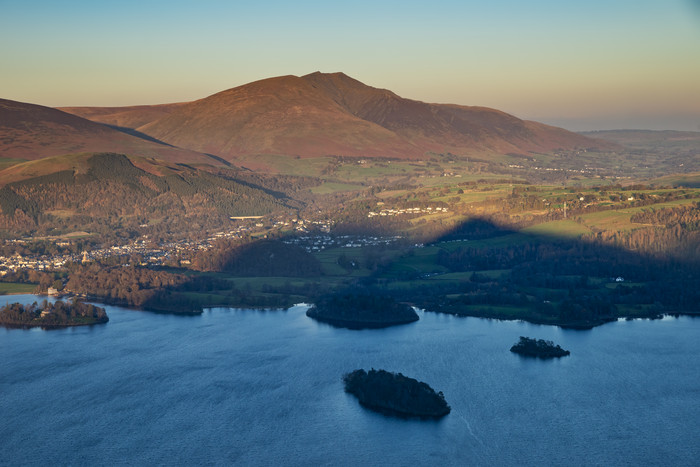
[1,0,699,131]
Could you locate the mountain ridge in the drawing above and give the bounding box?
[58,72,613,161]
[0,98,217,164]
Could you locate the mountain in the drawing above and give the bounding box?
[60,72,612,161]
[0,99,217,164]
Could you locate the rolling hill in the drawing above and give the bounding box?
[61,72,612,161]
[58,103,185,130]
[0,99,217,164]
[581,130,700,154]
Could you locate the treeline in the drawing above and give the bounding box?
[585,225,700,260]
[437,240,661,281]
[0,268,59,292]
[63,262,297,312]
[65,263,193,312]
[630,204,700,230]
[0,299,108,326]
[427,232,700,321]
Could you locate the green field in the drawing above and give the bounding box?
[310,182,365,194]
[0,282,37,295]
[521,220,591,238]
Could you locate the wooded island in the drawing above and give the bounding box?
[510,336,570,358]
[343,369,450,419]
[0,300,108,328]
[306,293,419,329]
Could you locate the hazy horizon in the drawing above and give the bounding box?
[2,0,699,131]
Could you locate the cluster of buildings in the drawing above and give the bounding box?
[282,234,402,253]
[0,239,179,274]
[0,214,344,274]
[1,203,431,274]
[507,164,624,177]
[0,254,69,273]
[367,206,449,218]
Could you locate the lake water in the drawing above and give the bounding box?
[1,295,699,466]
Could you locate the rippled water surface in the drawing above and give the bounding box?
[2,295,699,466]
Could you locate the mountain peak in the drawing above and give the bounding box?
[303,71,352,80]
[57,73,613,161]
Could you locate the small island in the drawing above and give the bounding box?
[343,369,450,419]
[306,293,419,329]
[0,300,109,328]
[510,336,570,358]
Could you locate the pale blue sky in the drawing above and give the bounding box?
[1,0,699,130]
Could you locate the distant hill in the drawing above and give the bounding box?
[58,103,186,130]
[650,172,700,188]
[60,72,612,161]
[0,99,217,164]
[581,130,700,154]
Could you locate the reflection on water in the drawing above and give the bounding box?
[1,295,699,466]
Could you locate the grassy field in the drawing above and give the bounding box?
[234,154,336,176]
[0,158,27,171]
[0,282,37,295]
[521,220,591,238]
[310,182,365,194]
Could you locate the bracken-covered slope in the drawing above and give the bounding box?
[0,99,216,164]
[58,103,186,131]
[301,72,601,155]
[61,72,612,161]
[137,74,417,159]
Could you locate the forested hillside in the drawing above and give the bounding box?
[0,153,294,237]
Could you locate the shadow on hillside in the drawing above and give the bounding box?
[105,124,177,147]
[106,124,234,168]
[203,153,232,167]
[431,217,517,242]
[127,216,700,326]
[362,216,700,327]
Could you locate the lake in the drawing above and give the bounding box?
[1,295,699,466]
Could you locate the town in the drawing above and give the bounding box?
[0,213,405,274]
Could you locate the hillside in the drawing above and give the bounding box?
[58,103,186,131]
[60,72,612,161]
[0,152,292,236]
[0,99,217,165]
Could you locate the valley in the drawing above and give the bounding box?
[1,73,699,328]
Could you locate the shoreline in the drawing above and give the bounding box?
[4,293,696,330]
[0,318,109,330]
